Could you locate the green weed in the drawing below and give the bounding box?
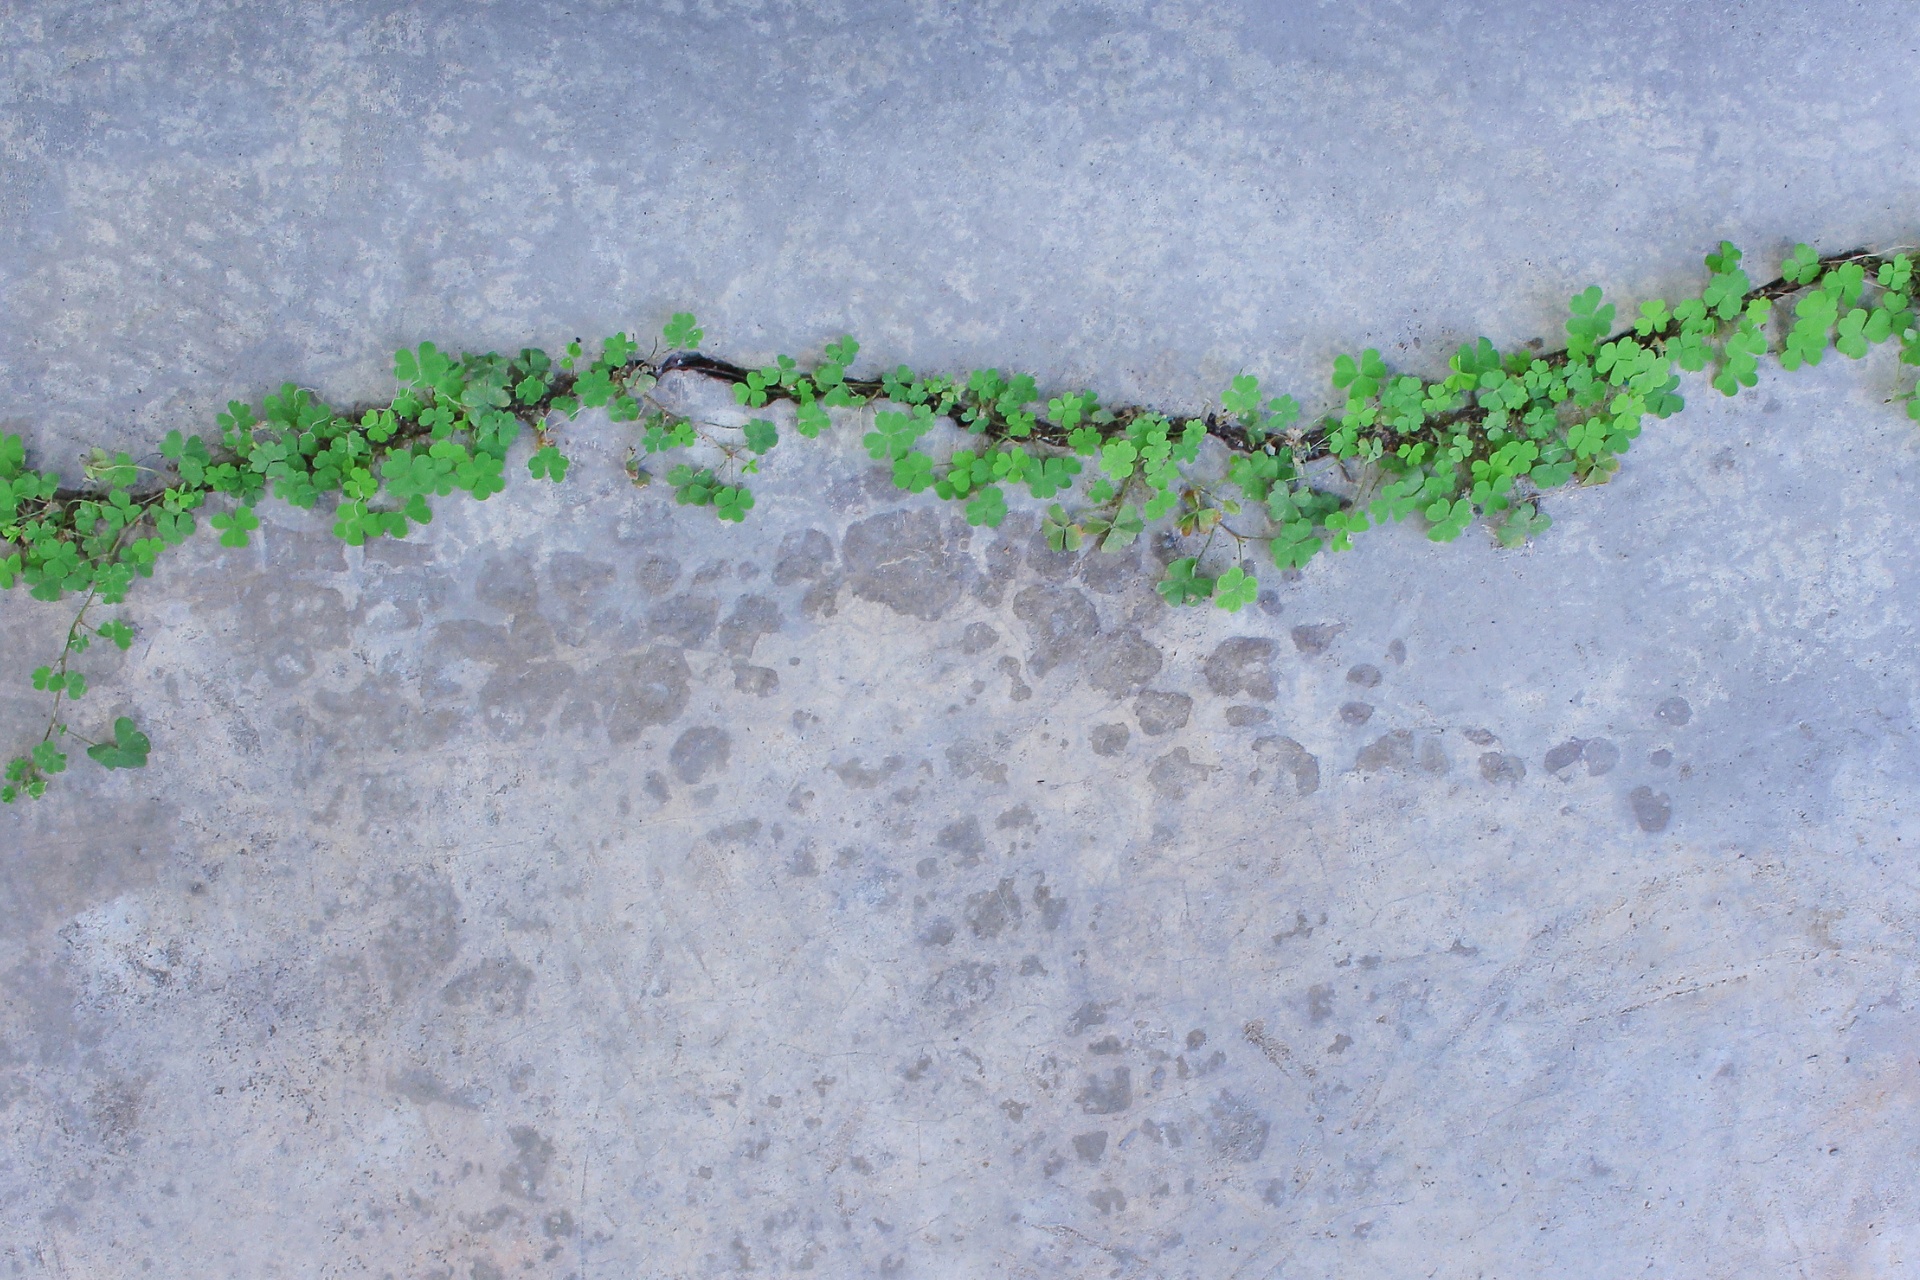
[3,240,1918,798]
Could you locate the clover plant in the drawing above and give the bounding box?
[3,239,1918,797]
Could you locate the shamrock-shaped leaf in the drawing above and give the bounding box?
[892,451,935,493]
[1495,503,1552,548]
[31,741,66,776]
[1781,243,1821,285]
[1565,287,1617,358]
[663,313,703,349]
[1332,349,1388,400]
[743,419,778,454]
[713,485,754,522]
[1100,506,1143,552]
[863,410,927,461]
[393,342,461,396]
[1836,308,1871,359]
[602,332,637,367]
[1222,374,1262,420]
[210,503,261,548]
[86,716,150,769]
[528,445,570,482]
[1155,557,1215,606]
[1023,455,1079,500]
[963,484,1007,528]
[96,619,136,651]
[1424,496,1474,542]
[824,335,860,368]
[1213,565,1257,612]
[1042,503,1083,553]
[1701,266,1751,319]
[1703,240,1743,275]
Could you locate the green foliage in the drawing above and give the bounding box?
[1565,287,1617,359]
[963,485,1007,528]
[1156,557,1214,606]
[1213,565,1257,612]
[1781,243,1822,286]
[528,445,570,482]
[6,236,1918,802]
[663,312,703,349]
[210,503,260,548]
[864,408,932,461]
[743,419,778,454]
[87,717,150,770]
[713,484,754,522]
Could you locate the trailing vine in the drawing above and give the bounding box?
[2,240,1917,801]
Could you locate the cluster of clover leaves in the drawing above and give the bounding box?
[2,240,1917,801]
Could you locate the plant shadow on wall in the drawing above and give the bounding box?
[2,242,1917,800]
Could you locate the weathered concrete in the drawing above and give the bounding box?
[3,3,1919,1277]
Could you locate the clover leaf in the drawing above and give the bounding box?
[528,445,570,482]
[741,418,778,454]
[210,504,260,548]
[86,716,149,770]
[663,313,702,349]
[892,451,935,492]
[1155,557,1214,606]
[963,485,1007,528]
[1781,243,1821,285]
[1213,565,1257,612]
[713,485,754,522]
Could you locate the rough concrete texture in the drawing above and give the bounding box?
[3,3,1919,1277]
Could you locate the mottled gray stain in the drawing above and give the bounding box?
[1202,638,1278,702]
[842,510,960,621]
[1133,690,1193,736]
[1086,629,1164,697]
[669,726,732,784]
[1013,584,1100,678]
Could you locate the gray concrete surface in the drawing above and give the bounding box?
[3,3,1919,1277]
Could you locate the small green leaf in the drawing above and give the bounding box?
[743,419,778,454]
[1222,374,1262,419]
[1781,243,1821,286]
[1495,503,1551,548]
[31,741,67,775]
[963,484,1007,528]
[86,716,150,770]
[96,620,136,651]
[602,332,637,366]
[528,445,570,482]
[1213,565,1257,612]
[892,451,935,493]
[210,503,261,548]
[713,484,754,522]
[1100,506,1143,552]
[1042,503,1082,552]
[663,313,702,349]
[1155,557,1215,606]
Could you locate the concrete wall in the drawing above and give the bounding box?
[3,4,1918,1276]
